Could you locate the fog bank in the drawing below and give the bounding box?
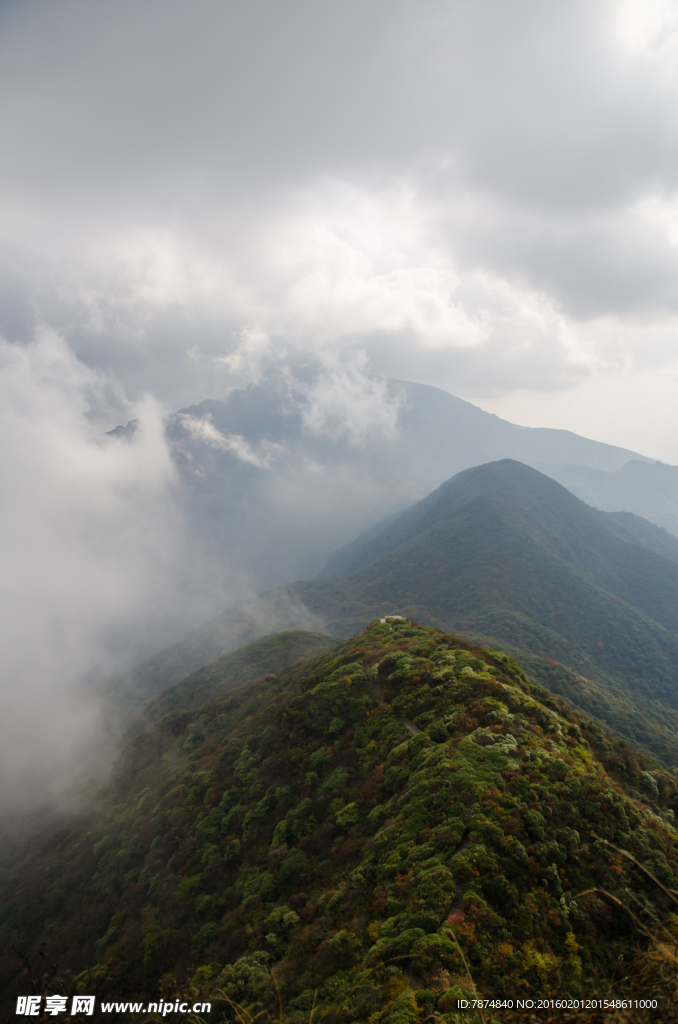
[0,329,237,810]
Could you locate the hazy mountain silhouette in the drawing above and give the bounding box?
[113,375,659,593]
[545,459,678,538]
[607,509,678,565]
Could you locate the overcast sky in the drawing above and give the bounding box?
[1,0,678,459]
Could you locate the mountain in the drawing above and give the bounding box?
[132,630,338,733]
[294,460,678,761]
[101,601,335,732]
[607,510,678,566]
[117,460,678,764]
[113,375,659,595]
[171,376,650,497]
[3,619,678,1019]
[103,625,337,731]
[544,460,678,539]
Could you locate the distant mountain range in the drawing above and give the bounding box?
[544,459,678,537]
[110,460,678,764]
[112,375,677,593]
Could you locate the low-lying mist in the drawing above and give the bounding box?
[0,337,412,815]
[0,329,244,814]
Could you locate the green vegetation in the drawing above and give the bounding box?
[101,461,678,764]
[134,631,339,732]
[285,460,678,763]
[104,630,338,733]
[607,510,678,566]
[3,620,678,1021]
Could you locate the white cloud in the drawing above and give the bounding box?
[177,412,285,467]
[616,0,678,64]
[2,1,678,424]
[0,327,230,808]
[297,361,404,446]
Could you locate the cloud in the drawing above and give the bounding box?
[0,328,233,810]
[177,412,286,467]
[297,362,404,446]
[2,0,678,437]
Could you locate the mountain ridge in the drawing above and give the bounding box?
[3,619,678,1019]
[98,460,678,766]
[545,459,678,538]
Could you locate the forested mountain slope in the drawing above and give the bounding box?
[546,460,678,539]
[606,511,678,565]
[103,627,337,731]
[286,461,678,761]
[104,461,678,764]
[3,620,678,1021]
[133,630,338,733]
